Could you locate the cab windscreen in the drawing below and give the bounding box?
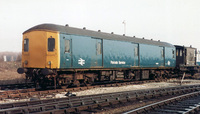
[48,38,55,51]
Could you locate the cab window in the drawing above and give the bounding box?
[24,39,29,52]
[48,38,55,51]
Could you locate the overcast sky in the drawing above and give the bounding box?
[0,0,200,52]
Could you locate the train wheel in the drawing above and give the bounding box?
[35,82,40,89]
[109,75,113,81]
[61,85,70,89]
[73,80,80,87]
[82,77,94,86]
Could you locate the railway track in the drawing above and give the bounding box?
[0,84,200,113]
[0,79,157,90]
[0,83,35,90]
[0,79,158,99]
[124,91,200,114]
[149,93,200,114]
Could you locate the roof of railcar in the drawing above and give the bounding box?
[23,24,174,47]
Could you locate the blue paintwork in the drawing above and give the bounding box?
[60,34,72,68]
[60,34,102,68]
[139,44,164,67]
[103,40,134,68]
[59,33,176,69]
[197,62,200,66]
[165,47,176,67]
[71,35,102,68]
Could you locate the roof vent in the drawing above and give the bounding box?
[158,40,160,42]
[65,24,69,26]
[98,30,101,32]
[111,32,114,34]
[123,34,125,36]
[190,45,192,47]
[151,39,153,40]
[142,37,145,39]
[133,36,135,38]
[83,27,86,29]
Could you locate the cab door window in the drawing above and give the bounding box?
[48,38,55,51]
[24,39,29,52]
[65,40,70,53]
[134,47,138,56]
[97,42,102,55]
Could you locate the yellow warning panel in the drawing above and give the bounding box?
[22,30,60,69]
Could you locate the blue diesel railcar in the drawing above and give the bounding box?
[18,24,177,88]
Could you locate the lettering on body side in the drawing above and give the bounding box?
[110,61,126,65]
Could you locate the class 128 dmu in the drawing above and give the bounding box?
[17,24,199,88]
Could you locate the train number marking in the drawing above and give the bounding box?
[78,58,85,66]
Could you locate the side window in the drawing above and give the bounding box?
[97,42,102,55]
[65,40,70,53]
[185,49,187,56]
[161,48,164,58]
[24,39,29,52]
[176,49,179,56]
[180,49,182,56]
[48,38,55,51]
[135,47,138,56]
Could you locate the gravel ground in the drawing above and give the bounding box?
[1,79,200,104]
[73,79,200,96]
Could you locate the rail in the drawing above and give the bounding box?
[0,84,200,113]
